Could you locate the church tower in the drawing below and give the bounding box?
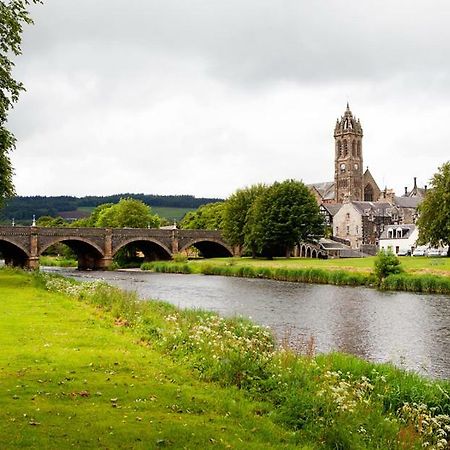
[334,103,364,202]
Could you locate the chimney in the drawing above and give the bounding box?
[424,185,427,192]
[404,187,408,196]
[413,177,417,189]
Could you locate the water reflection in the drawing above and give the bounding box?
[43,268,450,379]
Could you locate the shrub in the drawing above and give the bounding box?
[172,252,188,263]
[374,250,403,286]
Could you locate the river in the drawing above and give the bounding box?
[43,267,450,379]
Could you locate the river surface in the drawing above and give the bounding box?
[43,267,450,379]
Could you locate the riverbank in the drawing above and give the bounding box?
[141,258,450,295]
[1,268,449,449]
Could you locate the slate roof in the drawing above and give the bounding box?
[393,196,422,208]
[321,203,342,216]
[350,201,392,217]
[309,181,335,201]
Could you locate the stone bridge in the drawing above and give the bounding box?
[0,226,235,270]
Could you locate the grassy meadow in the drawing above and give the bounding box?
[1,268,450,449]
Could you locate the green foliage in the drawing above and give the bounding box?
[374,249,403,284]
[36,215,67,227]
[417,161,450,254]
[172,252,188,263]
[222,184,267,249]
[0,0,41,206]
[179,202,225,230]
[72,199,161,229]
[245,179,324,257]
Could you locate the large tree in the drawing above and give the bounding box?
[222,184,267,252]
[0,0,41,206]
[246,179,324,257]
[179,202,225,230]
[417,161,450,256]
[95,198,161,228]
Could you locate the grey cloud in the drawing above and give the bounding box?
[23,0,450,86]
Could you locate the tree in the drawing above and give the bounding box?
[374,249,403,284]
[246,179,324,258]
[95,198,161,228]
[416,161,450,256]
[179,202,225,230]
[36,215,67,227]
[0,0,41,206]
[222,184,267,252]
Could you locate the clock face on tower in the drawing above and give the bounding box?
[354,163,359,170]
[340,163,346,173]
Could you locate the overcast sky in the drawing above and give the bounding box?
[8,0,450,198]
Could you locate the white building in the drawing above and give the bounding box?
[378,224,418,255]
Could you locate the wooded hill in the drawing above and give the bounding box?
[0,194,222,222]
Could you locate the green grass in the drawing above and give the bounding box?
[39,255,77,267]
[0,270,300,449]
[182,256,450,276]
[151,207,194,222]
[1,269,450,448]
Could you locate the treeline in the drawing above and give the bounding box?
[0,194,222,221]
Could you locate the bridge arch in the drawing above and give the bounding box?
[113,238,172,262]
[179,238,233,258]
[39,238,105,270]
[0,238,30,267]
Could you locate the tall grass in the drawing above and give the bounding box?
[141,261,375,287]
[381,273,450,294]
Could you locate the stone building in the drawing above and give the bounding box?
[332,201,392,250]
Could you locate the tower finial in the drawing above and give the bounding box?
[346,101,350,110]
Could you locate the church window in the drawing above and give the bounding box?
[364,184,374,201]
[357,141,361,157]
[335,226,339,235]
[337,140,342,157]
[343,140,348,156]
[356,225,359,234]
[352,141,356,157]
[346,225,350,235]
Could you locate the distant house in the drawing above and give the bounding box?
[333,201,392,249]
[379,224,419,255]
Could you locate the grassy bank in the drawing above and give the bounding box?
[141,259,450,295]
[1,268,449,449]
[39,255,77,267]
[181,256,450,276]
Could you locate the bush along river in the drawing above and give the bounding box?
[43,267,450,379]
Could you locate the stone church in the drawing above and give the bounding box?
[310,103,381,204]
[309,104,425,252]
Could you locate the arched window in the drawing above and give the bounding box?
[364,184,374,201]
[357,141,362,157]
[343,140,348,156]
[337,140,342,157]
[352,140,356,157]
[387,228,394,239]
